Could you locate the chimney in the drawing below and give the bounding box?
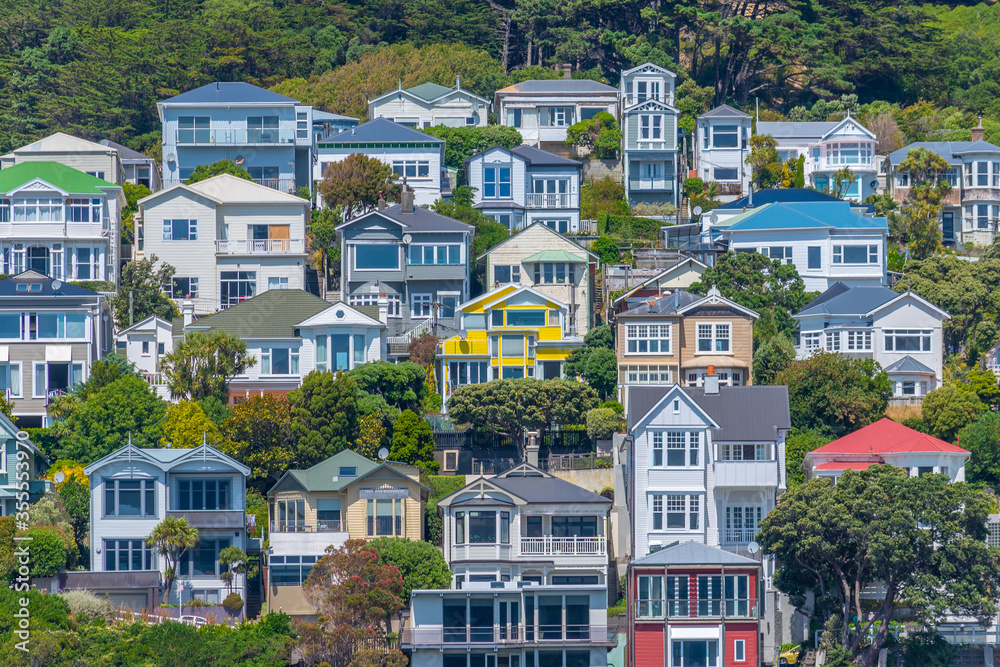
[972,114,985,142]
[562,64,572,80]
[704,365,720,395]
[377,196,386,211]
[377,292,389,324]
[182,299,194,327]
[401,189,415,213]
[456,74,461,89]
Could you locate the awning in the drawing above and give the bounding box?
[521,249,588,264]
[680,356,749,369]
[45,345,72,362]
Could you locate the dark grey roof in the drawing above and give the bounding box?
[500,79,618,94]
[953,139,1000,155]
[628,385,791,441]
[509,145,581,167]
[632,541,758,567]
[886,140,1000,165]
[489,475,612,506]
[452,496,516,507]
[322,118,443,144]
[99,139,152,161]
[882,355,935,374]
[699,104,751,119]
[161,82,298,105]
[367,204,474,233]
[795,283,897,318]
[0,270,101,298]
[618,290,700,316]
[756,121,838,139]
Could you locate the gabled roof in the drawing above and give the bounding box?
[84,442,251,476]
[496,79,619,94]
[794,283,947,320]
[622,62,677,78]
[296,301,383,328]
[406,82,453,101]
[885,140,1000,166]
[160,82,298,106]
[313,110,358,123]
[521,249,588,264]
[443,462,611,506]
[321,118,444,144]
[338,204,473,233]
[478,284,567,311]
[820,116,876,141]
[631,540,759,567]
[0,271,103,298]
[187,289,336,339]
[268,450,425,495]
[99,138,153,161]
[715,188,848,210]
[699,104,751,120]
[807,418,968,456]
[482,221,596,261]
[117,315,173,336]
[6,132,116,156]
[0,161,116,193]
[510,145,580,167]
[723,201,887,233]
[951,139,1000,155]
[675,287,759,320]
[0,412,43,457]
[628,384,721,432]
[185,173,308,204]
[881,355,935,374]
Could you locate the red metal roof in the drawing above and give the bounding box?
[814,461,883,471]
[810,418,968,456]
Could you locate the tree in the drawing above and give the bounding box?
[26,528,67,577]
[967,366,1000,408]
[433,195,509,261]
[581,348,618,399]
[368,537,451,599]
[586,407,620,440]
[121,181,151,245]
[921,384,987,442]
[423,125,523,172]
[581,179,630,220]
[348,361,429,413]
[775,352,892,437]
[753,333,796,385]
[146,516,199,604]
[565,111,621,159]
[897,147,953,258]
[389,410,439,472]
[784,429,833,489]
[161,400,220,449]
[827,166,858,199]
[317,153,401,220]
[112,255,179,329]
[747,135,782,189]
[591,235,622,265]
[54,474,90,568]
[352,411,389,460]
[958,411,1000,485]
[308,207,341,293]
[289,371,361,467]
[218,545,248,595]
[448,378,598,439]
[758,466,1000,667]
[161,330,255,402]
[185,160,253,184]
[218,395,296,490]
[407,332,439,368]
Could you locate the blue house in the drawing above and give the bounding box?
[620,63,680,208]
[158,82,314,194]
[0,414,51,516]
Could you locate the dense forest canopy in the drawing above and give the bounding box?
[2,0,1000,156]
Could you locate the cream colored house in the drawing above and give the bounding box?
[265,450,429,619]
[1,132,124,184]
[479,222,597,336]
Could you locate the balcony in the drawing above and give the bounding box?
[634,598,758,620]
[451,543,514,561]
[526,193,574,209]
[216,239,305,255]
[520,536,606,557]
[402,624,617,647]
[714,460,778,488]
[721,527,759,546]
[271,519,342,533]
[175,128,297,146]
[167,509,245,529]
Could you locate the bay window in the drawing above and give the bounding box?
[408,244,462,265]
[802,332,822,352]
[847,330,872,351]
[13,198,62,222]
[67,198,103,223]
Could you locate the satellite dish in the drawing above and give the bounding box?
[693,205,703,216]
[235,155,245,165]
[747,540,761,555]
[51,280,62,291]
[166,153,176,163]
[53,472,65,484]
[870,180,879,190]
[378,447,390,460]
[709,213,719,225]
[99,139,110,147]
[402,234,413,245]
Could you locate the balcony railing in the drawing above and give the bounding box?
[367,516,402,536]
[721,527,759,545]
[271,519,344,533]
[216,239,304,255]
[526,193,573,209]
[44,388,67,406]
[635,598,758,620]
[402,624,617,646]
[175,128,297,146]
[520,536,606,557]
[714,460,778,487]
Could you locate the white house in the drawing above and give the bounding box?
[116,315,175,377]
[137,173,309,314]
[793,282,949,401]
[316,118,448,207]
[620,63,681,207]
[465,145,582,233]
[694,105,752,201]
[755,116,878,201]
[494,78,620,148]
[83,441,251,609]
[1,132,125,184]
[369,78,490,128]
[715,200,888,291]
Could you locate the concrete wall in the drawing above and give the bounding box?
[550,468,613,494]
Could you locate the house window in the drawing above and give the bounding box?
[725,574,752,617]
[411,293,432,318]
[67,198,102,223]
[339,466,357,477]
[13,198,63,222]
[104,479,156,517]
[367,498,403,536]
[673,640,718,667]
[350,293,401,317]
[162,219,197,241]
[657,494,698,530]
[635,79,661,102]
[626,324,671,354]
[507,108,522,128]
[455,511,465,543]
[534,262,575,284]
[760,246,792,264]
[26,313,87,340]
[443,450,459,472]
[220,271,256,307]
[833,245,879,264]
[734,639,746,662]
[141,341,150,355]
[176,479,231,510]
[354,244,399,270]
[884,329,932,352]
[267,276,290,290]
[179,537,231,576]
[720,444,767,461]
[540,107,572,127]
[825,331,841,352]
[178,116,210,143]
[637,574,664,618]
[167,277,199,299]
[408,245,462,265]
[0,362,23,398]
[639,115,663,140]
[261,347,300,375]
[901,381,916,395]
[652,494,663,529]
[802,332,822,352]
[247,115,279,142]
[484,167,512,198]
[828,142,873,166]
[846,330,872,351]
[315,334,327,372]
[697,323,730,352]
[297,112,309,139]
[86,171,106,180]
[714,168,738,180]
[506,310,546,326]
[712,125,739,148]
[269,555,318,586]
[104,539,154,571]
[725,506,762,544]
[74,247,97,280]
[354,334,366,364]
[807,246,821,269]
[392,160,430,178]
[493,265,521,284]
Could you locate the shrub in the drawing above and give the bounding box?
[586,407,620,440]
[603,213,664,241]
[632,202,678,217]
[27,527,68,577]
[599,487,614,500]
[60,589,114,621]
[222,593,244,612]
[185,597,215,607]
[600,400,624,415]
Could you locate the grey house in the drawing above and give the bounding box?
[337,191,473,350]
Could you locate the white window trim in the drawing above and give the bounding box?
[625,322,672,356]
[2,361,23,399]
[735,639,746,662]
[651,492,702,532]
[410,293,433,319]
[650,430,701,469]
[351,243,401,272]
[695,321,733,356]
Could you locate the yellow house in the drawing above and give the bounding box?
[439,284,584,402]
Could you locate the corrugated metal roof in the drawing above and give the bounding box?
[886,140,1000,165]
[99,138,152,161]
[724,201,887,232]
[521,249,587,263]
[632,541,759,566]
[809,418,968,455]
[0,270,102,298]
[881,355,935,374]
[368,204,475,233]
[0,161,115,193]
[699,104,751,119]
[313,110,359,123]
[187,289,334,339]
[756,121,838,139]
[498,79,618,94]
[161,82,298,105]
[795,283,897,318]
[489,475,612,506]
[716,188,846,210]
[322,118,443,144]
[406,82,454,101]
[510,145,581,167]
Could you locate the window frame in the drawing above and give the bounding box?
[696,322,732,354]
[625,323,672,355]
[104,478,156,518]
[832,244,879,265]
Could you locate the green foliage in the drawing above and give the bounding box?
[121,181,151,245]
[55,476,90,568]
[113,255,179,330]
[161,400,219,449]
[368,537,451,599]
[425,475,466,545]
[921,384,987,443]
[586,408,620,440]
[581,179,630,220]
[308,208,342,290]
[219,395,296,490]
[448,378,599,438]
[317,153,401,220]
[185,160,253,184]
[966,366,1000,408]
[747,135,783,189]
[161,331,255,403]
[389,410,439,472]
[423,125,523,174]
[753,333,796,385]
[564,325,617,398]
[959,411,1000,486]
[565,111,621,159]
[0,516,14,581]
[895,147,953,258]
[900,632,955,667]
[601,213,664,241]
[433,197,509,262]
[222,593,244,612]
[245,489,268,540]
[591,235,622,265]
[784,429,833,489]
[289,371,361,467]
[146,516,199,604]
[26,527,68,577]
[601,400,624,415]
[775,352,892,438]
[348,361,429,413]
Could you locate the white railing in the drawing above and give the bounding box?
[402,624,617,646]
[174,128,297,146]
[143,372,168,387]
[526,193,573,209]
[215,239,304,254]
[520,536,606,557]
[387,318,435,351]
[721,527,759,545]
[253,178,297,192]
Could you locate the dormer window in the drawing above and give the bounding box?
[16,284,41,292]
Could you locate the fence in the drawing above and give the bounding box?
[546,452,613,471]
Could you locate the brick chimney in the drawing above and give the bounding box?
[972,114,985,142]
[400,189,415,213]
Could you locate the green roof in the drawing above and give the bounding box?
[285,450,383,493]
[522,249,588,263]
[189,289,333,339]
[0,161,115,194]
[406,82,454,101]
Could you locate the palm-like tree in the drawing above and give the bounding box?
[146,516,199,604]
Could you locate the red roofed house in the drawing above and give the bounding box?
[803,418,970,482]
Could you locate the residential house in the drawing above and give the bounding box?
[620,63,681,207]
[158,82,314,193]
[755,116,879,201]
[137,173,309,314]
[793,282,949,402]
[694,105,753,201]
[437,284,584,404]
[0,132,124,184]
[494,79,620,149]
[0,161,124,282]
[608,258,708,318]
[115,315,175,396]
[883,121,1000,247]
[625,377,790,556]
[338,192,473,344]
[99,139,162,191]
[628,542,761,667]
[316,118,448,207]
[715,201,889,291]
[704,187,876,228]
[180,289,385,403]
[0,415,51,516]
[312,110,359,143]
[0,271,114,427]
[83,441,251,609]
[466,145,583,233]
[479,223,596,336]
[266,449,428,619]
[803,418,969,482]
[369,78,490,128]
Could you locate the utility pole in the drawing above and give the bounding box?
[129,290,134,326]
